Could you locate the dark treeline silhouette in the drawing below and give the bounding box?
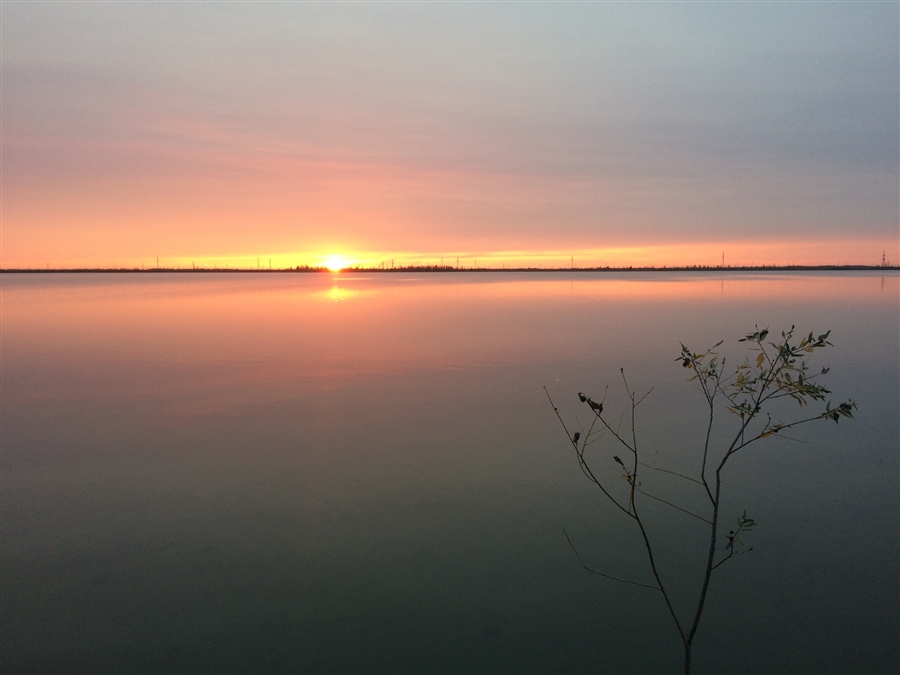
[3,264,897,274]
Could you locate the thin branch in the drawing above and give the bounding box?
[544,386,632,517]
[591,408,636,456]
[631,501,687,643]
[635,386,655,407]
[635,487,712,524]
[723,411,834,462]
[637,461,705,486]
[699,392,716,505]
[562,529,660,591]
[711,547,753,571]
[543,386,577,446]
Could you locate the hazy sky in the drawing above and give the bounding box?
[2,2,897,268]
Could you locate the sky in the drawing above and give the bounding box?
[2,1,898,269]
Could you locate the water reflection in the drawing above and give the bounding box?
[1,272,897,674]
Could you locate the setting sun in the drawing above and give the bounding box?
[322,255,353,272]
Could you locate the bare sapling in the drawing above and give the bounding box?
[545,326,856,674]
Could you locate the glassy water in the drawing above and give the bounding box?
[2,271,897,674]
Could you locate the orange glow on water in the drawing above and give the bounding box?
[3,270,895,426]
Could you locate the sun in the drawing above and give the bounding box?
[322,255,352,272]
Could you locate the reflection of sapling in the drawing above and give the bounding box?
[545,326,856,675]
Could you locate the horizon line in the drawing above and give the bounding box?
[3,263,898,274]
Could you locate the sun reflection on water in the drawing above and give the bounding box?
[326,284,358,303]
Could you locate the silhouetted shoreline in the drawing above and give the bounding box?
[1,265,897,274]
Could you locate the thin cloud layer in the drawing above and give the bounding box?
[2,2,897,267]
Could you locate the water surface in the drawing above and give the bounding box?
[2,271,897,673]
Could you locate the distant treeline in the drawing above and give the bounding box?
[3,265,897,273]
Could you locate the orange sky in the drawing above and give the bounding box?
[2,3,897,269]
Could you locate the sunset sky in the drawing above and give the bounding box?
[2,2,897,269]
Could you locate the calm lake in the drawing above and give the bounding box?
[1,271,897,674]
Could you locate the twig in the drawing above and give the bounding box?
[635,487,712,524]
[638,462,705,486]
[711,546,753,571]
[563,529,659,590]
